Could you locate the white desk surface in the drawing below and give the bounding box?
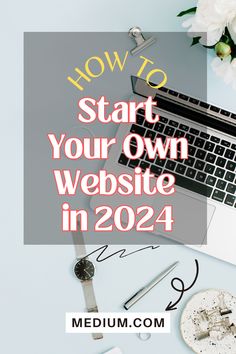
[1,1,236,354]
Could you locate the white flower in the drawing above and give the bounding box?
[211,56,236,89]
[182,0,236,46]
[228,15,236,43]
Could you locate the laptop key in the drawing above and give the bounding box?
[118,154,128,166]
[196,149,206,160]
[225,171,235,182]
[172,173,213,197]
[211,136,220,143]
[137,108,145,115]
[155,157,165,167]
[215,145,225,156]
[216,180,226,190]
[185,133,195,144]
[159,116,168,124]
[186,168,197,179]
[215,167,225,179]
[206,153,216,164]
[169,120,178,127]
[130,137,137,146]
[159,87,168,92]
[179,94,188,101]
[204,141,215,152]
[190,128,199,135]
[206,176,217,186]
[200,101,210,109]
[144,120,154,129]
[189,98,199,105]
[179,124,189,131]
[164,126,175,136]
[189,146,197,156]
[184,157,195,167]
[174,130,185,138]
[128,159,139,168]
[200,132,210,139]
[212,189,226,202]
[145,130,156,140]
[140,149,146,160]
[195,160,205,170]
[224,149,235,160]
[216,157,226,168]
[166,160,177,171]
[176,151,184,163]
[196,171,207,182]
[169,89,178,97]
[221,110,230,117]
[221,140,230,147]
[226,160,236,172]
[226,183,236,194]
[140,161,150,171]
[130,145,137,155]
[136,114,145,125]
[130,124,146,136]
[150,165,162,176]
[154,122,164,132]
[175,164,187,175]
[205,163,215,174]
[211,106,220,113]
[231,143,236,150]
[194,137,205,148]
[225,194,235,206]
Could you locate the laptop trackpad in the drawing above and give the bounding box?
[151,190,216,245]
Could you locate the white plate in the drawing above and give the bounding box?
[180,289,236,354]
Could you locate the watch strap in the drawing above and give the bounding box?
[82,280,103,340]
[72,224,103,340]
[71,223,87,259]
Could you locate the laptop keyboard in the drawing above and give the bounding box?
[118,109,236,208]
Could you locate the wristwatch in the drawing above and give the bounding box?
[72,226,103,340]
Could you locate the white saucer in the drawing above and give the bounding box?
[180,289,236,354]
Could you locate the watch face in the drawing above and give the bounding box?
[74,259,95,281]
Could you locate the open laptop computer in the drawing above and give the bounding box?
[90,76,236,265]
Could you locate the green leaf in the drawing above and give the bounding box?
[177,7,197,17]
[191,37,201,46]
[231,47,236,61]
[224,27,233,41]
[221,34,231,45]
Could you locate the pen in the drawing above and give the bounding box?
[123,261,179,310]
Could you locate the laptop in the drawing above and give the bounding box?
[91,76,236,265]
